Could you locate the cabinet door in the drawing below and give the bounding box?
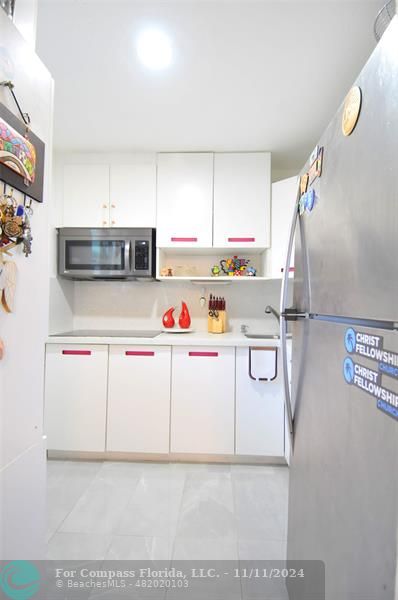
[109,164,156,228]
[269,176,298,278]
[235,347,284,456]
[63,165,110,227]
[213,153,271,248]
[156,153,214,247]
[107,346,171,453]
[171,346,235,454]
[44,344,108,451]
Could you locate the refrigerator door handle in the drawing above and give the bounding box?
[282,307,309,320]
[279,181,302,446]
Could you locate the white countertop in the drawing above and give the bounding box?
[46,331,286,347]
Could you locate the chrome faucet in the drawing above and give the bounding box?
[265,304,280,324]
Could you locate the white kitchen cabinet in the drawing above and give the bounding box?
[235,347,284,456]
[63,164,110,227]
[44,344,108,452]
[156,153,214,247]
[269,176,298,278]
[109,164,156,228]
[213,152,271,248]
[107,345,171,453]
[171,346,235,454]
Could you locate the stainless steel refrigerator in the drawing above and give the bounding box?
[279,17,398,600]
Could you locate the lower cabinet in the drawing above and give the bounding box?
[106,346,171,453]
[235,347,285,456]
[45,342,286,458]
[44,344,108,452]
[170,346,235,455]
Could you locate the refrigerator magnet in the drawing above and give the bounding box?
[308,147,324,185]
[299,194,306,216]
[300,173,309,195]
[309,145,319,165]
[342,86,362,136]
[306,188,316,212]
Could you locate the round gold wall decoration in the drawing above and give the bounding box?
[342,86,362,136]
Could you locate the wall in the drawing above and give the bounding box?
[0,9,53,558]
[72,278,282,335]
[13,0,38,47]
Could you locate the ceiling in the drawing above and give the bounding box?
[36,0,385,179]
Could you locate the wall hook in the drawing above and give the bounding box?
[0,80,31,127]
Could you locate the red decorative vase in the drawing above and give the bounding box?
[162,307,175,328]
[179,301,191,329]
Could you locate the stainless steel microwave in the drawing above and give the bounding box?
[57,228,156,280]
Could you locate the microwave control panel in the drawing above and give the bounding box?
[134,240,150,271]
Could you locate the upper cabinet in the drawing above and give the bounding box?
[156,152,271,249]
[213,152,271,248]
[156,153,214,247]
[269,176,298,278]
[63,164,109,227]
[62,162,156,228]
[60,153,272,254]
[109,164,156,227]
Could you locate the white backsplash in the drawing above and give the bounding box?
[61,278,284,334]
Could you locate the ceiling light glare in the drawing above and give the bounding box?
[136,28,173,70]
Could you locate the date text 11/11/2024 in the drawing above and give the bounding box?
[190,568,305,579]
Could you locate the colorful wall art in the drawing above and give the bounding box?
[0,118,36,183]
[0,102,45,203]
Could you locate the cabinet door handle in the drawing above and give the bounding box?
[171,237,198,242]
[111,204,116,209]
[228,237,255,243]
[62,350,92,356]
[188,351,218,357]
[103,221,108,226]
[281,267,295,273]
[125,350,155,356]
[102,204,108,209]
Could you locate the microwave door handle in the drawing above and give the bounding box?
[125,241,131,273]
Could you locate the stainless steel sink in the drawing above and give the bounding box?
[244,333,292,339]
[244,334,280,339]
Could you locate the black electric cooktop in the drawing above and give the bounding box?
[51,330,162,338]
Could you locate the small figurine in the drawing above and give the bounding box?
[220,256,250,276]
[179,301,191,329]
[246,266,257,276]
[160,266,173,277]
[211,265,222,277]
[162,307,175,328]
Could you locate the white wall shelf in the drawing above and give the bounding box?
[157,247,269,280]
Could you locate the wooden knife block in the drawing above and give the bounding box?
[208,311,226,334]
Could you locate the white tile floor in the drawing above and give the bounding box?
[47,460,289,563]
